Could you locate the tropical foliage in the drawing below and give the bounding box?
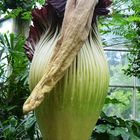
[91,0,140,139]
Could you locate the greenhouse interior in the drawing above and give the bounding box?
[0,0,140,140]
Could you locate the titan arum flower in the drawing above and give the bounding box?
[23,0,111,139]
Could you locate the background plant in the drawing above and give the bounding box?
[0,0,45,19]
[91,0,140,139]
[99,0,140,78]
[0,33,41,139]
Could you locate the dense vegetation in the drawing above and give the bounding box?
[0,0,140,139]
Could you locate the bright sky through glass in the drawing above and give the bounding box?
[0,19,13,33]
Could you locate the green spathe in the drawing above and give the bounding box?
[29,26,109,140]
[23,0,110,139]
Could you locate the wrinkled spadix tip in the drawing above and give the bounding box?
[23,92,45,114]
[23,98,35,114]
[23,105,31,114]
[23,103,37,114]
[23,101,35,114]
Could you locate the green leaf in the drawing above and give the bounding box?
[129,132,140,140]
[5,8,23,19]
[10,33,14,49]
[36,0,45,5]
[105,97,126,106]
[9,117,18,127]
[108,127,130,140]
[95,124,112,133]
[21,11,31,20]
